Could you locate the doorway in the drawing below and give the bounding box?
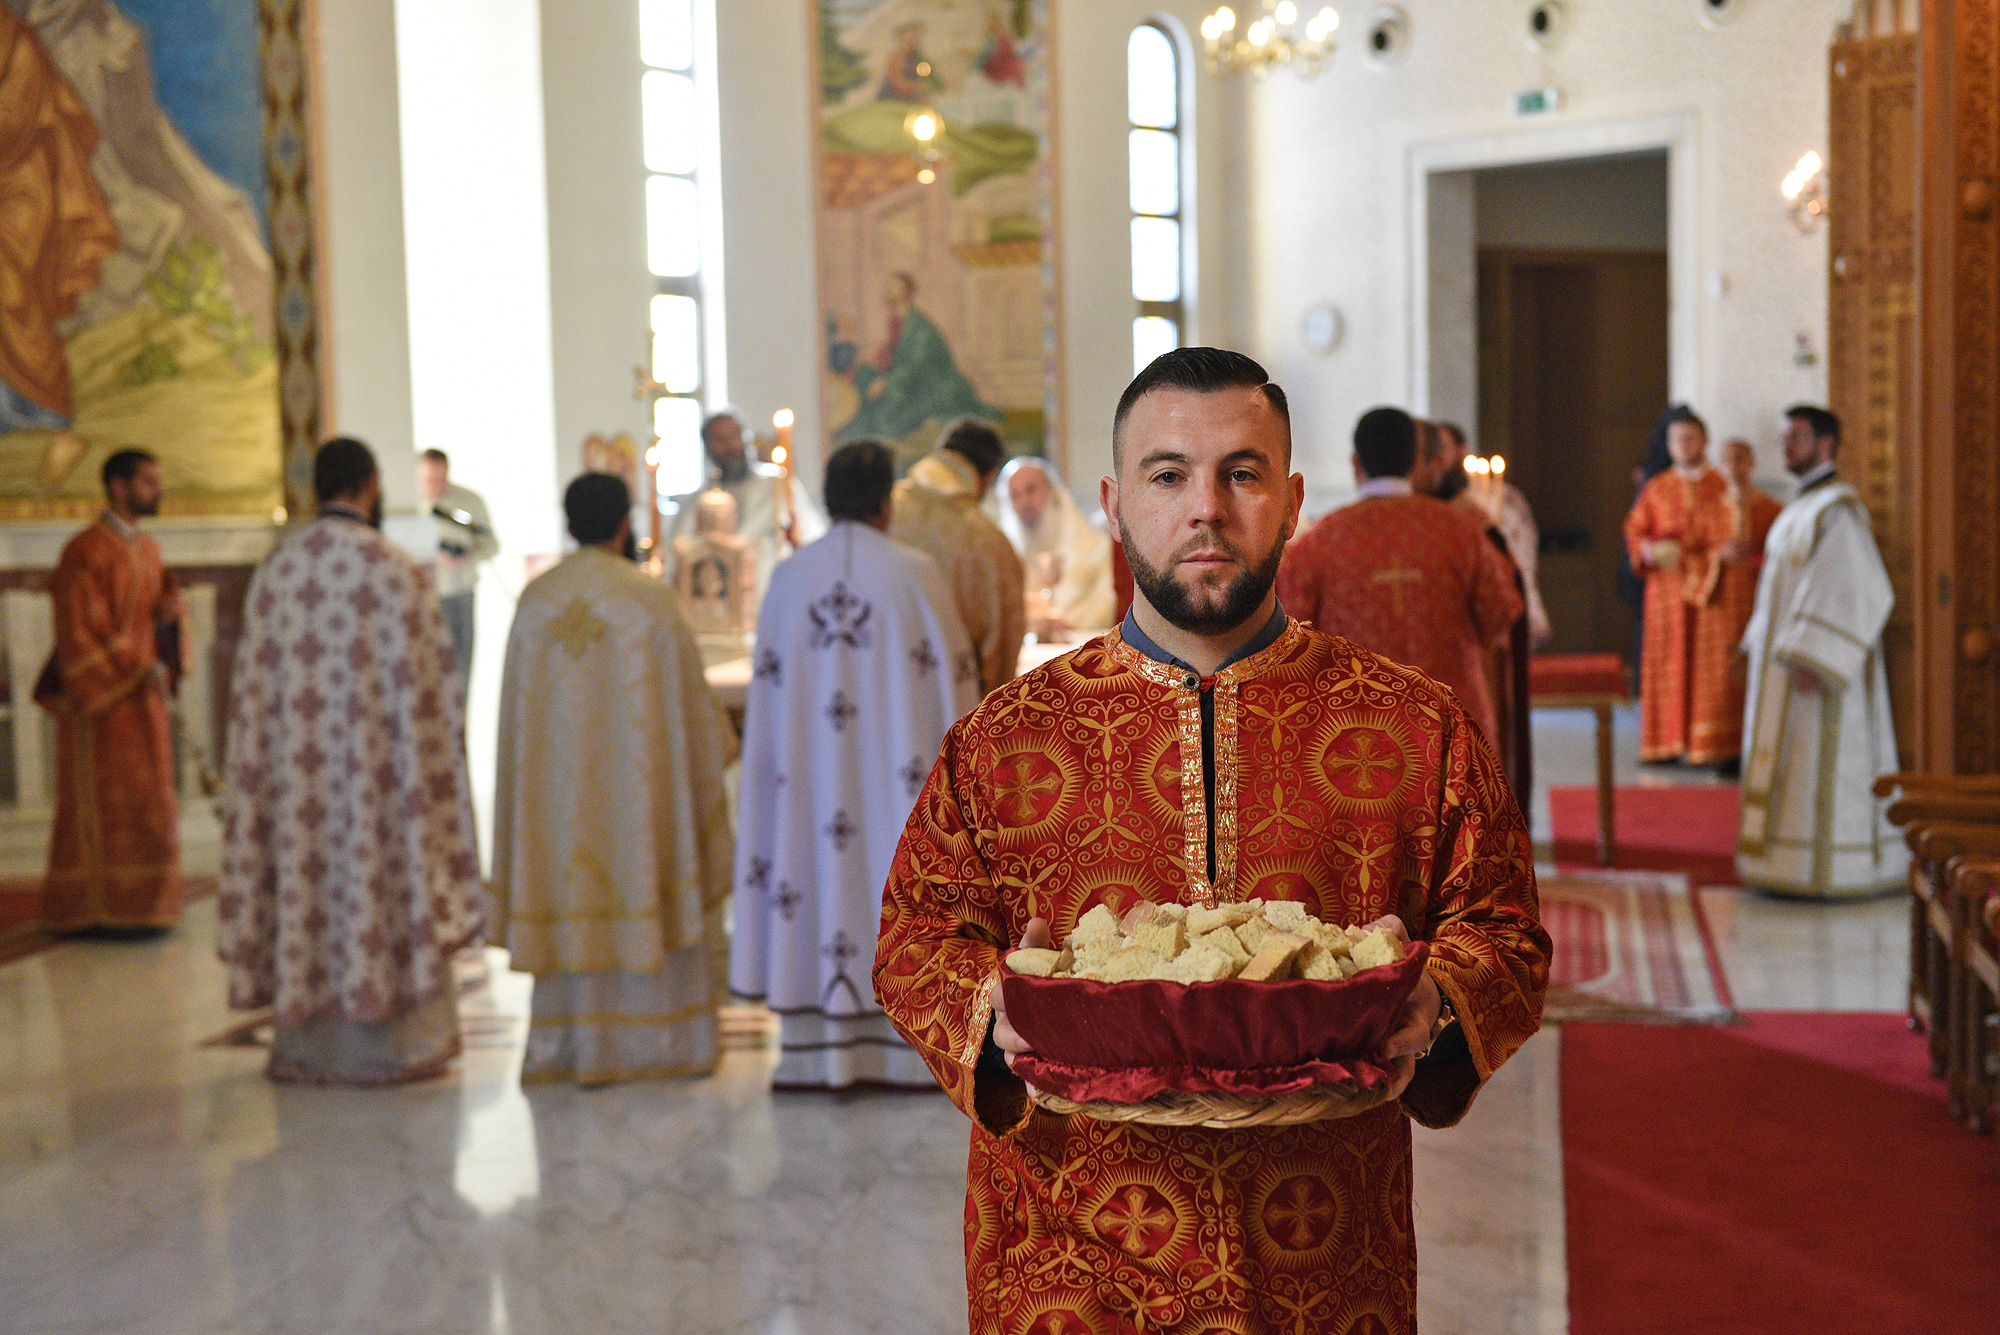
[1468,153,1670,658]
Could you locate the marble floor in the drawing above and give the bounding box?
[0,708,1907,1335]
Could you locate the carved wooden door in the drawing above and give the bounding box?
[1918,0,2000,772]
[1829,31,1920,767]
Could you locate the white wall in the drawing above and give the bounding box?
[1245,0,1843,499]
[1476,152,1669,252]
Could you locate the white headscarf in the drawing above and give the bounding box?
[993,457,1116,631]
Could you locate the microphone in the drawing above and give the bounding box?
[432,505,492,537]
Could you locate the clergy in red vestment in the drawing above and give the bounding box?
[1688,439,1782,773]
[1623,407,1737,765]
[38,450,183,933]
[875,349,1549,1335]
[1276,406,1523,749]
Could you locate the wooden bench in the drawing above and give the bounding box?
[1529,653,1631,866]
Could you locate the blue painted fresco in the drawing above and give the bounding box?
[116,0,266,230]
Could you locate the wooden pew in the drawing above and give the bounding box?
[1950,857,2000,1137]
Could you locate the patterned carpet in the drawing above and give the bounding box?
[1537,866,1735,1023]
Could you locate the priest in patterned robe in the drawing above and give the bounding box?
[731,440,979,1087]
[1623,407,1737,766]
[490,474,737,1083]
[1277,406,1522,751]
[1690,438,1784,774]
[219,439,485,1085]
[1737,407,1905,897]
[38,451,182,933]
[876,349,1548,1335]
[995,456,1117,633]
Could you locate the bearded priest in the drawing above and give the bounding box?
[875,348,1550,1335]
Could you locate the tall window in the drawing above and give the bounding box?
[642,0,706,497]
[1128,23,1184,375]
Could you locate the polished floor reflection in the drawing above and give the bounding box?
[0,708,1905,1335]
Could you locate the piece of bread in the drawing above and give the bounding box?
[1262,899,1312,931]
[1154,902,1188,923]
[1235,915,1274,954]
[1129,918,1188,961]
[1187,902,1261,935]
[1092,945,1169,983]
[1240,930,1310,981]
[1007,948,1064,977]
[1119,901,1159,934]
[1349,927,1404,972]
[1070,904,1122,951]
[1195,926,1252,970]
[1308,920,1354,957]
[1166,942,1235,983]
[1296,942,1344,981]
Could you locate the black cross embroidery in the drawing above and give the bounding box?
[826,690,858,731]
[900,756,927,797]
[744,856,773,895]
[821,930,865,1014]
[774,881,803,921]
[824,809,858,851]
[808,581,873,649]
[754,647,783,684]
[909,638,938,675]
[953,650,978,685]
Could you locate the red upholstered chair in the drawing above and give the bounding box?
[1950,857,2000,1136]
[1528,654,1631,865]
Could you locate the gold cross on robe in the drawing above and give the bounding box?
[1369,555,1424,616]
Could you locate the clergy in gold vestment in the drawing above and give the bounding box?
[1277,408,1523,750]
[38,451,182,932]
[889,419,1025,694]
[877,350,1548,1335]
[490,475,737,1084]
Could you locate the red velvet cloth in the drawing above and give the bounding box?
[1002,942,1428,1102]
[1529,652,1629,700]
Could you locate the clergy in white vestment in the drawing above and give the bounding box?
[730,440,979,1086]
[219,439,485,1085]
[994,455,1117,633]
[490,474,738,1084]
[666,410,827,604]
[1736,406,1907,897]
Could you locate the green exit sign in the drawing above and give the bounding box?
[1514,87,1564,116]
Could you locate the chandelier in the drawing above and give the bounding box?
[1199,2,1340,80]
[1782,151,1828,233]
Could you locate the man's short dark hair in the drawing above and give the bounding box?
[938,417,1006,477]
[824,440,896,523]
[1352,407,1418,480]
[1111,347,1291,469]
[565,472,630,545]
[700,411,745,444]
[1666,405,1708,437]
[102,449,157,492]
[1786,404,1841,450]
[314,437,379,504]
[419,448,448,466]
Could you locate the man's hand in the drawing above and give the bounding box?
[991,916,1050,1072]
[1376,970,1443,1099]
[158,584,186,626]
[1716,538,1745,565]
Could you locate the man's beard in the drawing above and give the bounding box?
[714,454,750,486]
[1121,522,1285,636]
[1433,463,1468,501]
[368,496,384,529]
[131,496,161,517]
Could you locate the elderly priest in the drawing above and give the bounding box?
[490,473,737,1083]
[219,438,485,1085]
[875,348,1549,1334]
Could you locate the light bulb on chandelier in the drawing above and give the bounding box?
[1201,1,1338,79]
[1782,150,1829,232]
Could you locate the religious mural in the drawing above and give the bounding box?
[0,0,285,518]
[814,0,1059,471]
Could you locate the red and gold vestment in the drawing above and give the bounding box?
[1277,495,1522,748]
[39,520,179,930]
[875,620,1549,1334]
[1624,468,1740,763]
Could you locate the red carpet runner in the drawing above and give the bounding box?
[1563,1013,2000,1333]
[1550,783,1741,884]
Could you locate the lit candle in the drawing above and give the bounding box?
[1489,455,1506,516]
[644,440,663,571]
[772,409,795,546]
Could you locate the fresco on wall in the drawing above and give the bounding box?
[0,0,281,519]
[815,0,1059,471]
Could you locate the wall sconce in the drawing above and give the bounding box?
[1782,151,1828,232]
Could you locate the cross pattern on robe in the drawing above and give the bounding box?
[1096,1186,1175,1256]
[1264,1176,1337,1249]
[773,881,802,920]
[909,638,938,675]
[826,691,858,731]
[1368,554,1425,617]
[808,581,872,649]
[820,930,865,1013]
[900,756,927,796]
[754,647,782,683]
[995,757,1061,823]
[546,596,609,660]
[824,808,858,851]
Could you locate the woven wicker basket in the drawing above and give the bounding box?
[1029,1079,1396,1129]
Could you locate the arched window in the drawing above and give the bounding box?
[642,0,708,497]
[1128,22,1185,375]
